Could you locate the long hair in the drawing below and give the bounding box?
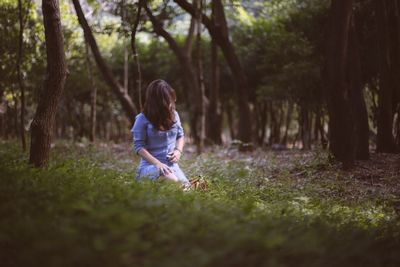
[143,79,176,130]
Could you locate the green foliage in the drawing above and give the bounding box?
[0,141,399,267]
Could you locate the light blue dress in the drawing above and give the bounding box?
[131,111,189,184]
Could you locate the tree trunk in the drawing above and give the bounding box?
[395,104,400,147]
[324,0,355,168]
[195,0,206,152]
[124,39,129,94]
[255,101,267,145]
[206,0,222,145]
[376,0,398,153]
[225,99,235,140]
[131,0,143,111]
[72,0,137,123]
[85,39,97,143]
[175,0,253,143]
[17,0,27,151]
[29,0,67,167]
[281,101,293,146]
[269,102,280,145]
[347,18,370,159]
[300,105,311,150]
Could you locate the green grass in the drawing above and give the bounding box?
[0,141,399,267]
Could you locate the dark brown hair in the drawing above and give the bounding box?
[143,79,176,130]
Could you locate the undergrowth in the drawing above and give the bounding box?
[0,141,399,267]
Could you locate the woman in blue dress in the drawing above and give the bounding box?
[131,79,190,186]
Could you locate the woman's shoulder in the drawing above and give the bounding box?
[132,113,150,129]
[174,110,181,119]
[135,112,149,122]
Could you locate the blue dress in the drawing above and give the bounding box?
[131,111,189,184]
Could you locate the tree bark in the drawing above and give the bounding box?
[29,0,68,167]
[281,102,293,146]
[195,0,206,152]
[174,0,253,143]
[300,106,311,150]
[85,39,97,143]
[324,0,355,168]
[206,33,223,144]
[347,18,370,159]
[72,0,137,123]
[376,0,398,153]
[256,101,267,146]
[17,0,27,151]
[131,0,143,111]
[225,98,235,140]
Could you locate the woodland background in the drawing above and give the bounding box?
[1,0,400,266]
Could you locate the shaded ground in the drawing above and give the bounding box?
[1,140,400,267]
[90,141,400,210]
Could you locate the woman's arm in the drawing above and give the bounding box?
[168,111,185,163]
[168,136,184,163]
[138,148,173,175]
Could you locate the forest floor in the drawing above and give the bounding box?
[1,140,400,267]
[98,141,400,212]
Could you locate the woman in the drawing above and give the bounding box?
[131,79,190,187]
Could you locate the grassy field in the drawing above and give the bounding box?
[0,140,399,267]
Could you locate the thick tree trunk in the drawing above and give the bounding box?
[325,0,355,168]
[29,0,67,167]
[348,19,370,159]
[72,0,137,123]
[175,0,253,143]
[206,0,222,145]
[376,0,398,153]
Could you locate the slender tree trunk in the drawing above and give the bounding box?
[300,105,311,150]
[72,0,137,123]
[29,0,68,167]
[257,101,267,145]
[130,0,143,111]
[124,39,129,93]
[269,103,280,145]
[225,99,235,140]
[175,0,253,143]
[17,0,27,151]
[395,104,400,147]
[195,0,206,153]
[281,101,293,146]
[315,107,324,147]
[324,0,355,168]
[85,40,97,143]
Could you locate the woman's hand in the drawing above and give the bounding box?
[167,149,182,163]
[155,162,173,176]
